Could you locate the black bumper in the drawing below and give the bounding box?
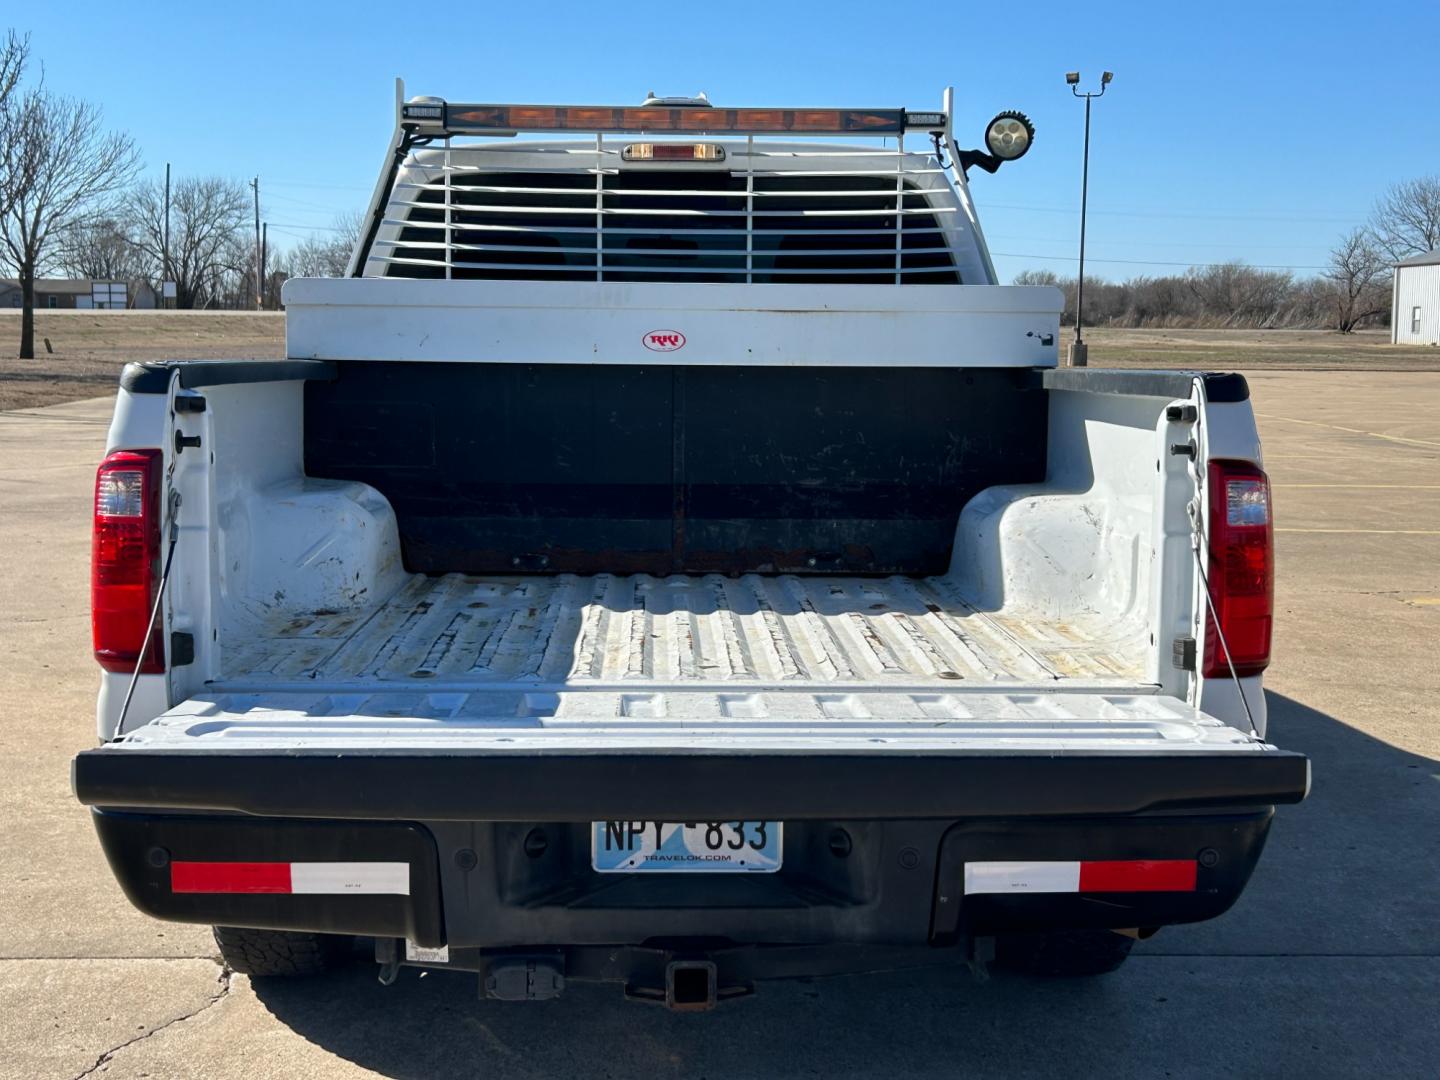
[79,747,1305,957]
[91,808,1280,956]
[72,748,1309,820]
[93,812,447,947]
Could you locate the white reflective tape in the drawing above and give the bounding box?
[963,861,1081,895]
[288,862,410,895]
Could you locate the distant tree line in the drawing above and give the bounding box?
[1014,178,1440,334]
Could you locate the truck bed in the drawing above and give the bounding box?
[219,571,1147,692]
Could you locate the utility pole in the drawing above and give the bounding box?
[250,176,262,310]
[162,163,171,309]
[260,222,268,309]
[1064,70,1113,367]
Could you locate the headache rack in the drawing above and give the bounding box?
[350,84,996,285]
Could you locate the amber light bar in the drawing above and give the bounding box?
[406,102,923,136]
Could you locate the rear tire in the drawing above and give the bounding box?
[212,926,351,977]
[995,929,1135,977]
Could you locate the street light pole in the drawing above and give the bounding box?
[1065,70,1112,367]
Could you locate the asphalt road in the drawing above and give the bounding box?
[1,372,1437,1079]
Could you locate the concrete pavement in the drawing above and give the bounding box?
[1,373,1436,1079]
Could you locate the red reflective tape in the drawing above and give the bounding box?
[170,861,293,894]
[1078,859,1197,893]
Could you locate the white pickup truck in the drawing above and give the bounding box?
[73,85,1307,1007]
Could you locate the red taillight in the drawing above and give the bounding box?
[1202,460,1273,679]
[92,449,164,674]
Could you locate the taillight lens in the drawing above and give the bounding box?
[1202,460,1273,679]
[92,449,165,673]
[622,142,726,161]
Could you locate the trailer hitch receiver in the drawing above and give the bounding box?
[666,960,719,1012]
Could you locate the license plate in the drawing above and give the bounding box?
[591,821,783,873]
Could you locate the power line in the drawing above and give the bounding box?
[267,179,373,193]
[265,190,349,212]
[267,221,350,232]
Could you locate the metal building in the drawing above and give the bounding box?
[1392,249,1440,345]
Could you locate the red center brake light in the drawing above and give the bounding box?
[92,449,165,674]
[1202,459,1273,679]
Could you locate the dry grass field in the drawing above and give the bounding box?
[0,311,284,411]
[1083,327,1440,370]
[0,311,1436,411]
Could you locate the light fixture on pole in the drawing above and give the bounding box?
[1065,70,1112,367]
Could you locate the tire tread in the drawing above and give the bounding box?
[212,926,347,977]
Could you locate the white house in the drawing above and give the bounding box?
[0,278,157,310]
[1392,249,1440,345]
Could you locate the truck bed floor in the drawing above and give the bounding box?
[221,573,1147,690]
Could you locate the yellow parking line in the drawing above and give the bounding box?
[1275,528,1440,535]
[1366,433,1440,450]
[1256,413,1440,450]
[1256,414,1368,434]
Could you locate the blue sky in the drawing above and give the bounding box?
[20,0,1440,282]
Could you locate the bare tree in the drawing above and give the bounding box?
[216,228,258,308]
[0,30,31,223]
[1370,176,1440,262]
[1322,229,1390,333]
[1011,268,1061,287]
[0,30,25,107]
[1007,262,1345,331]
[125,175,248,308]
[0,89,137,358]
[1184,262,1294,327]
[56,216,146,289]
[284,212,362,278]
[263,265,288,310]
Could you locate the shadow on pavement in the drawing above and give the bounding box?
[250,692,1440,1079]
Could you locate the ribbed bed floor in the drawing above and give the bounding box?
[223,573,1148,688]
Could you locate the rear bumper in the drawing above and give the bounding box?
[81,746,1305,959]
[72,747,1309,819]
[91,808,1280,957]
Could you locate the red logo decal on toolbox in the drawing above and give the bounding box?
[643,330,686,352]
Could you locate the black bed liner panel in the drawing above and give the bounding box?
[303,363,1049,577]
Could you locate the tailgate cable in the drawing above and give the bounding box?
[115,488,182,738]
[1187,498,1260,738]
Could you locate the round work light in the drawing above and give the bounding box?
[984,111,1035,161]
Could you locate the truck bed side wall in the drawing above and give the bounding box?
[948,384,1200,692]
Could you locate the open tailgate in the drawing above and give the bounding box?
[74,689,1309,820]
